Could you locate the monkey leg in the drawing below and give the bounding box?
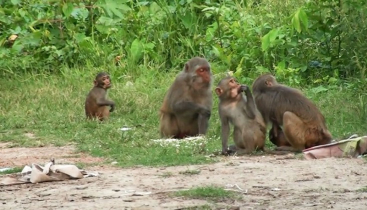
[85,103,97,120]
[198,112,210,135]
[159,113,181,138]
[160,112,205,139]
[226,144,239,155]
[222,129,244,155]
[176,118,200,138]
[226,145,248,156]
[283,111,332,150]
[282,111,307,150]
[85,112,94,120]
[233,128,246,149]
[220,145,247,156]
[227,144,263,156]
[96,106,110,121]
[268,126,278,146]
[253,131,266,151]
[274,146,301,152]
[269,124,291,147]
[231,128,265,155]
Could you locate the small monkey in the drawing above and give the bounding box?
[85,72,115,121]
[215,76,266,155]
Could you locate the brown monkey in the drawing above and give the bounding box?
[252,73,332,151]
[215,77,266,155]
[159,57,213,138]
[85,72,115,121]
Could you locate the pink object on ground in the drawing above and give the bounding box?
[303,136,367,160]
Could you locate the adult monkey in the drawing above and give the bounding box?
[215,76,266,155]
[85,72,115,121]
[159,57,213,138]
[252,73,332,151]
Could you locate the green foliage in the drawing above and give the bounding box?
[260,0,367,81]
[1,0,366,83]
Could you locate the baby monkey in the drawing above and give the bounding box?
[215,76,266,155]
[85,72,115,121]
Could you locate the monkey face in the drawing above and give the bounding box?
[94,73,112,89]
[252,73,278,92]
[265,76,277,87]
[229,78,241,95]
[195,66,211,83]
[100,75,112,89]
[215,77,242,100]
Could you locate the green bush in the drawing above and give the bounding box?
[1,0,366,83]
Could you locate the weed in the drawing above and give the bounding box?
[179,169,201,176]
[174,185,242,202]
[159,172,174,178]
[357,187,367,192]
[177,204,213,210]
[0,167,22,175]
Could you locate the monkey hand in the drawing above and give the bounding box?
[221,150,229,156]
[198,107,211,117]
[110,104,115,112]
[221,149,234,156]
[239,85,248,93]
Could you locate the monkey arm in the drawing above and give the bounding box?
[243,89,256,119]
[92,88,115,106]
[172,101,210,116]
[198,113,210,135]
[96,98,115,112]
[220,115,230,154]
[96,98,115,106]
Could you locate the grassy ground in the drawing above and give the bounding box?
[1,66,367,167]
[174,186,242,202]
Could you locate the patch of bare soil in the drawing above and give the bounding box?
[0,143,104,167]
[1,145,367,209]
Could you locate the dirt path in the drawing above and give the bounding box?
[1,145,367,209]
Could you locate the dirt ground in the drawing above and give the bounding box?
[1,143,367,210]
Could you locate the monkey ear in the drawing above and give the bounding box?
[265,80,271,87]
[184,63,189,72]
[215,87,223,96]
[93,80,98,86]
